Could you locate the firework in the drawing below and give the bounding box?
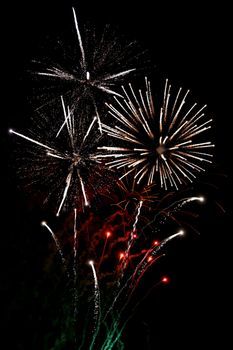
[96,77,214,189]
[40,191,205,349]
[8,5,217,349]
[9,97,110,215]
[114,173,157,211]
[32,7,146,130]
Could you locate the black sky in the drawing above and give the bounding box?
[1,1,231,349]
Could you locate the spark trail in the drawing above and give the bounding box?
[41,221,67,270]
[99,231,111,269]
[140,195,206,235]
[73,208,78,346]
[89,260,101,349]
[120,200,143,276]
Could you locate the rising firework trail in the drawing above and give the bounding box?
[96,77,214,189]
[73,208,78,346]
[89,260,101,349]
[41,221,67,271]
[120,200,143,276]
[98,231,111,269]
[130,230,184,291]
[140,195,206,235]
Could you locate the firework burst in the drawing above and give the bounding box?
[114,173,157,212]
[32,7,147,130]
[39,190,206,349]
[9,97,111,215]
[97,77,215,189]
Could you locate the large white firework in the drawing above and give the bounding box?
[96,78,215,190]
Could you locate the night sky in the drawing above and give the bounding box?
[1,1,231,349]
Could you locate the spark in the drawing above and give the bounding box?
[161,276,169,283]
[97,77,214,189]
[99,231,111,269]
[119,253,125,260]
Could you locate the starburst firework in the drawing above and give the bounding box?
[97,78,214,189]
[115,174,157,211]
[33,7,146,130]
[9,97,110,215]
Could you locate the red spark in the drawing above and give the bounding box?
[119,253,124,260]
[161,276,169,284]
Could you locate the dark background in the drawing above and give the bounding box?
[1,1,231,349]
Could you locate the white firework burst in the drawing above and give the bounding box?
[9,97,106,215]
[96,78,215,190]
[33,8,145,131]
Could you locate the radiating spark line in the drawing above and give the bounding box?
[47,151,67,160]
[9,129,55,151]
[78,172,89,206]
[104,69,136,81]
[56,171,72,216]
[72,7,86,71]
[56,96,71,137]
[82,116,97,144]
[92,100,102,134]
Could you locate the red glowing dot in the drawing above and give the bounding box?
[153,240,159,246]
[161,276,169,283]
[119,253,124,260]
[147,256,153,262]
[106,231,111,238]
[133,234,137,239]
